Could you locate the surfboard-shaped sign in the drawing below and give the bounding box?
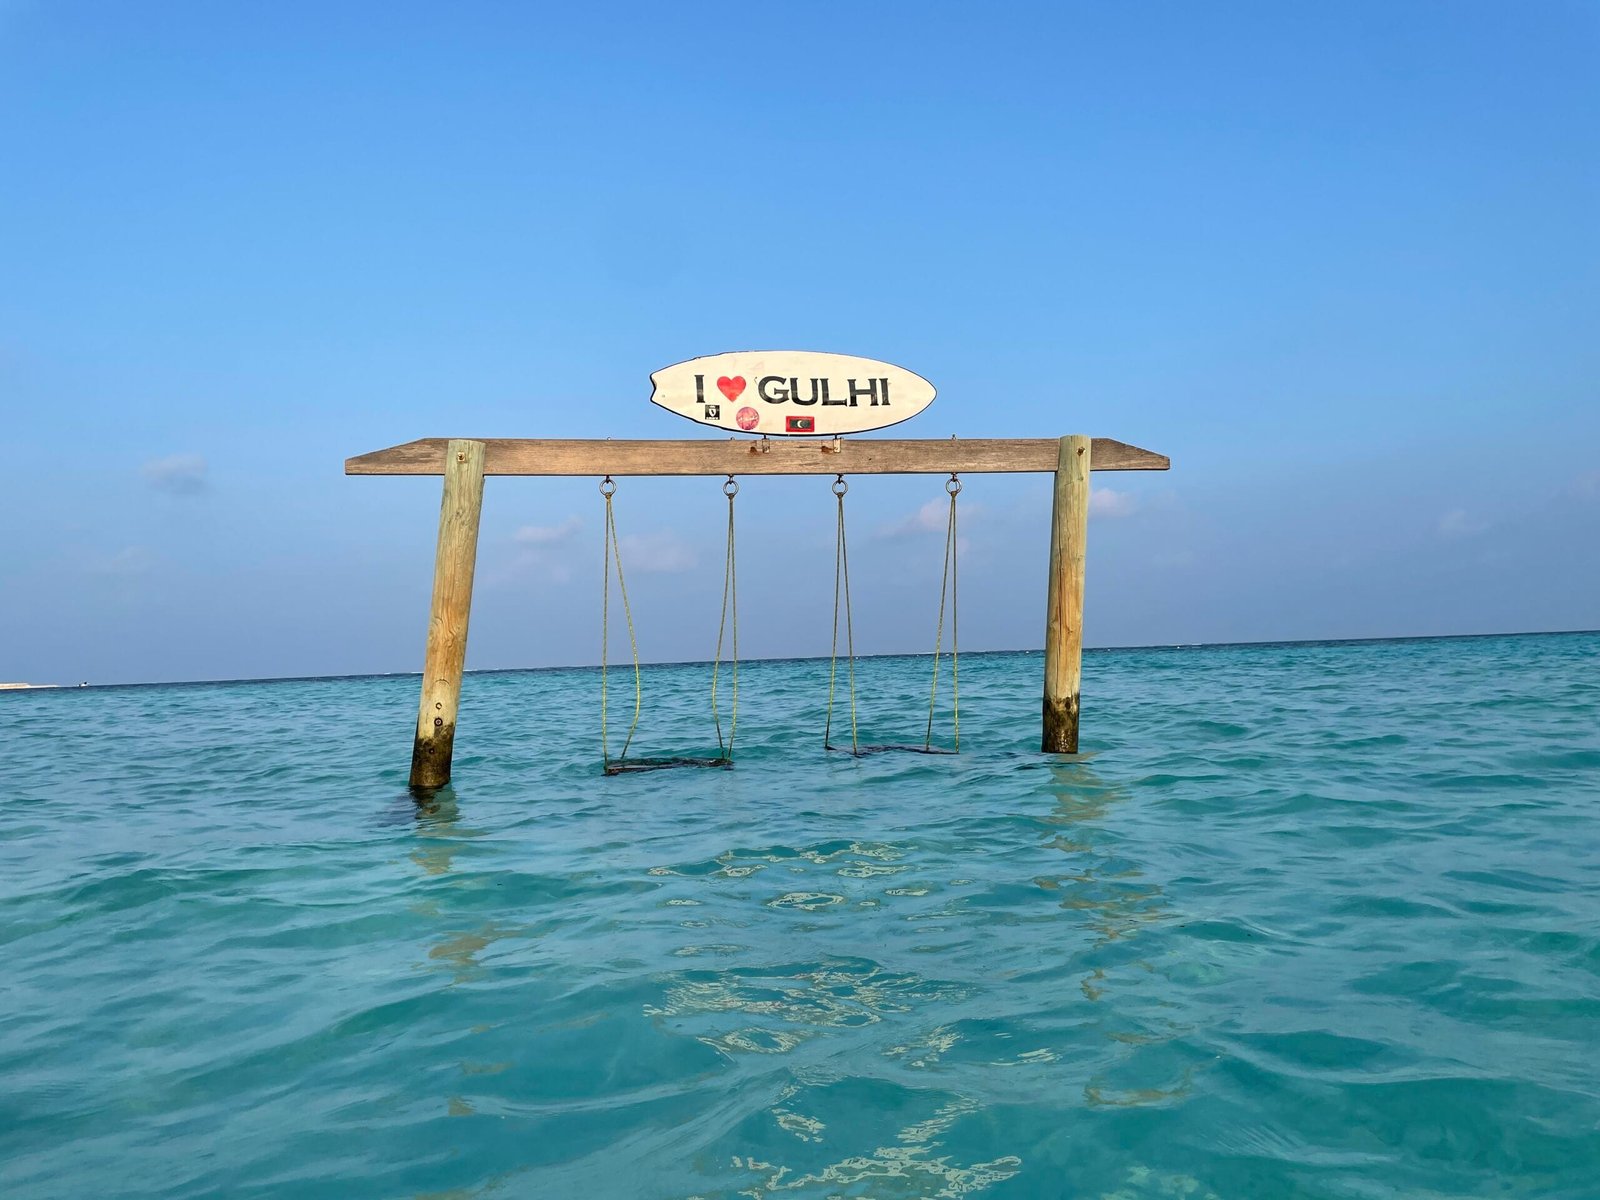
[650,351,936,437]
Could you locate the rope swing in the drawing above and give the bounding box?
[824,475,858,753]
[599,475,739,775]
[825,473,961,756]
[710,476,739,758]
[926,474,961,752]
[596,469,959,772]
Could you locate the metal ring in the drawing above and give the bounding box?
[723,475,739,498]
[599,476,616,497]
[946,474,962,496]
[832,475,848,497]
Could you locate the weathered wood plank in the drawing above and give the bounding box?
[345,437,1169,476]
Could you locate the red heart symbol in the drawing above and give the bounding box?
[716,375,746,402]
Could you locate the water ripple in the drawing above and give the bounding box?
[1,634,1597,1198]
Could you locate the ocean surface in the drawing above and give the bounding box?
[3,633,1598,1199]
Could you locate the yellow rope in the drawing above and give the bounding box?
[711,477,739,757]
[925,475,961,751]
[824,475,858,752]
[951,488,959,750]
[599,478,641,765]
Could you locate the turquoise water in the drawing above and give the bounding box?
[3,633,1598,1199]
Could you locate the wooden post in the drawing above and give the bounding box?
[1042,434,1091,753]
[409,439,487,791]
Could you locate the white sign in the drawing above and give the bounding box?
[650,351,936,437]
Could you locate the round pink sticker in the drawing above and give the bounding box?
[736,407,759,430]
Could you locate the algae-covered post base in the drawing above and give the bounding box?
[1042,434,1091,753]
[410,439,487,792]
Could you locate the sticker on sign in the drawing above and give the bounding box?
[650,351,936,437]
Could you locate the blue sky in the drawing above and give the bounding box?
[2,1,1595,684]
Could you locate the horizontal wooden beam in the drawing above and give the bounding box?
[345,437,1169,477]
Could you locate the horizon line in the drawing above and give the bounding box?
[6,627,1596,692]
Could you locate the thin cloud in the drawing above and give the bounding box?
[877,499,949,539]
[142,454,208,495]
[497,514,583,584]
[494,519,692,582]
[514,516,582,545]
[1438,509,1489,537]
[1089,487,1137,519]
[90,546,156,576]
[618,531,696,574]
[875,498,982,541]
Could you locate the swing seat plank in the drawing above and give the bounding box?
[826,744,959,758]
[603,756,733,775]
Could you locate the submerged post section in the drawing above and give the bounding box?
[410,439,487,791]
[1042,434,1091,753]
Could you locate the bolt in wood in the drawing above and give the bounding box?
[409,439,487,791]
[1042,434,1091,753]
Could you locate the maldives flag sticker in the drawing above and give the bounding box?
[785,415,816,433]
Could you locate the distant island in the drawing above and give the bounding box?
[1,682,62,690]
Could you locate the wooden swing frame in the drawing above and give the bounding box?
[345,435,1171,791]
